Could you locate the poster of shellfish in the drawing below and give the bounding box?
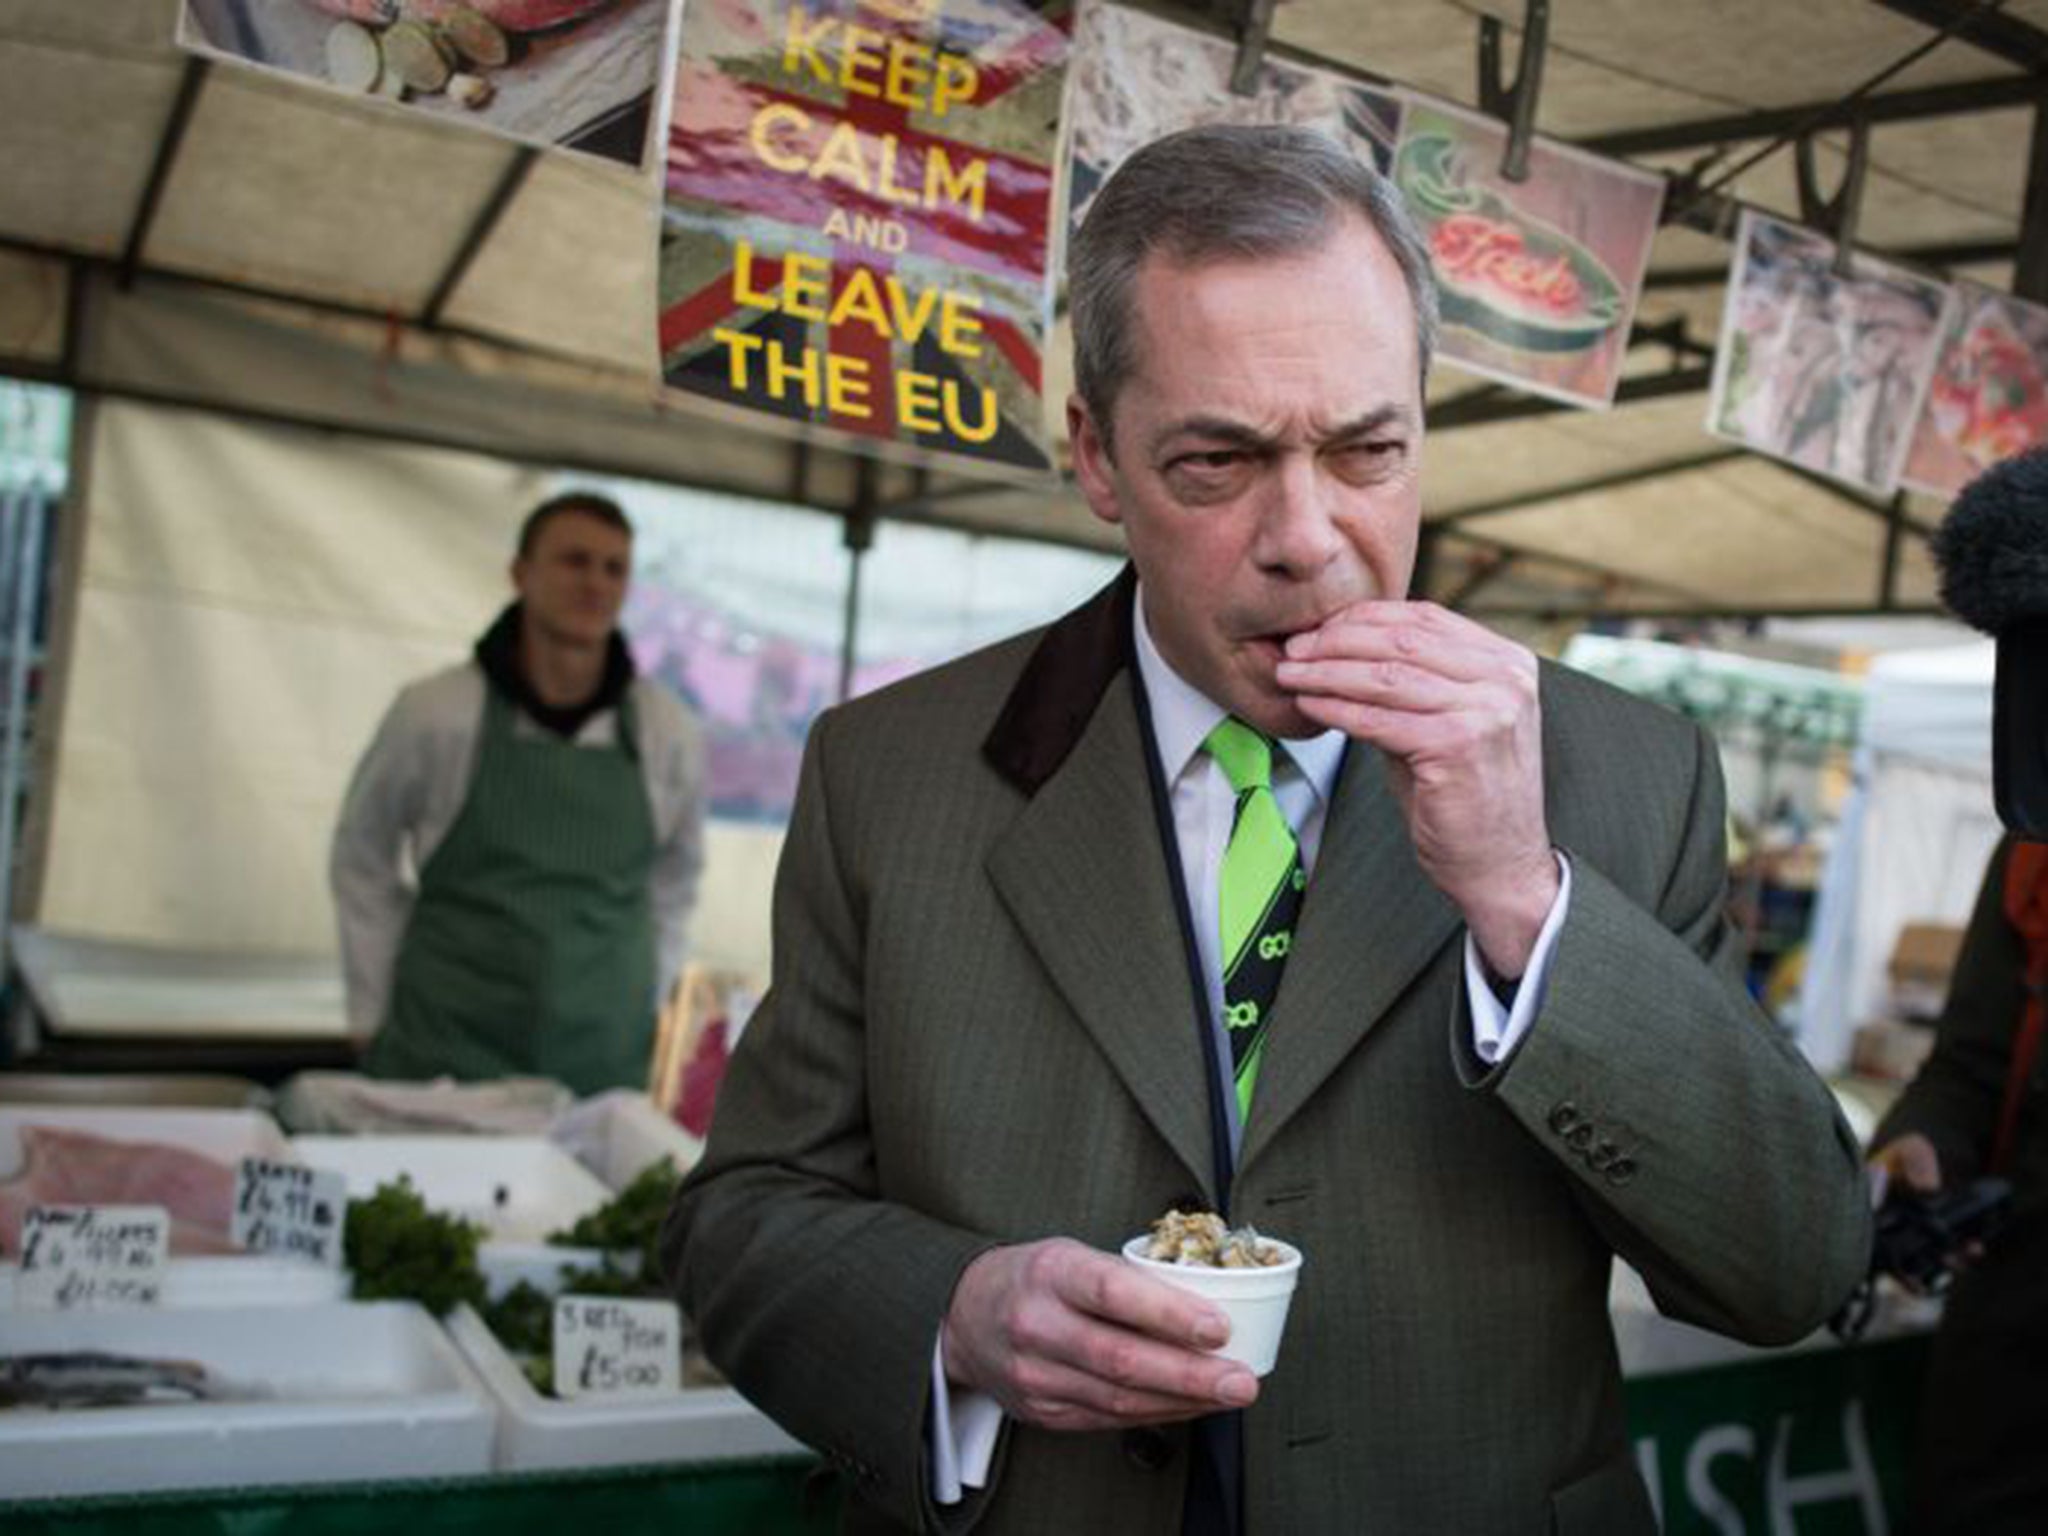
[1063,0,1400,252]
[178,0,675,169]
[1708,210,1952,498]
[1900,281,2048,500]
[1390,95,1664,410]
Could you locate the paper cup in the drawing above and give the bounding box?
[1120,1233,1303,1376]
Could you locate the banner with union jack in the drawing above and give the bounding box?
[657,0,1069,471]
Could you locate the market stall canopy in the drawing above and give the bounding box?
[0,0,2037,620]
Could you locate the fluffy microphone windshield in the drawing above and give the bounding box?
[1932,445,2048,634]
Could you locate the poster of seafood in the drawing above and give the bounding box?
[1391,96,1663,410]
[1900,281,2048,499]
[1708,210,1953,498]
[656,0,1069,473]
[1063,0,1400,249]
[177,0,674,169]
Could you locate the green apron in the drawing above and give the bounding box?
[365,687,659,1096]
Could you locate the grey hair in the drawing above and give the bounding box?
[1069,123,1440,455]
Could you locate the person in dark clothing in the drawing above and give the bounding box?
[1870,833,2048,1536]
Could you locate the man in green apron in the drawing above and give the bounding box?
[332,491,708,1097]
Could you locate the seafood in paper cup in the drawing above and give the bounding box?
[1120,1210,1303,1376]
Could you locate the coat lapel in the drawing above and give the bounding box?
[1239,748,1460,1172]
[986,671,1220,1203]
[981,569,1219,1202]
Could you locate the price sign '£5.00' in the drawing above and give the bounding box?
[553,1295,683,1401]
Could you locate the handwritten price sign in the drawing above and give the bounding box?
[18,1205,169,1309]
[552,1295,682,1401]
[232,1159,346,1267]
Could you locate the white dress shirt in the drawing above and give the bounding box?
[929,592,1573,1503]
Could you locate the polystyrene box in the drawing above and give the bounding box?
[445,1304,804,1472]
[0,1107,344,1307]
[0,1301,495,1499]
[289,1134,613,1296]
[549,1091,705,1191]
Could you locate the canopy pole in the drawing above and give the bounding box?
[422,147,539,329]
[1878,492,1906,611]
[2015,96,2048,304]
[837,460,878,704]
[0,485,46,972]
[119,57,209,291]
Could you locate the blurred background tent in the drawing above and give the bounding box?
[1799,639,2001,1073]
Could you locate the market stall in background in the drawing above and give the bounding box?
[2,0,2046,1531]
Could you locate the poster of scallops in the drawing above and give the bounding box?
[1900,281,2048,500]
[1391,96,1664,410]
[178,0,674,169]
[1063,0,1400,251]
[656,0,1070,473]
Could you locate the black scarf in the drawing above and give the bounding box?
[474,602,635,740]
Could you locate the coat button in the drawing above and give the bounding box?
[1123,1427,1175,1471]
[1547,1102,1580,1134]
[1606,1157,1638,1186]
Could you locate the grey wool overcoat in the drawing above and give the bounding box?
[663,570,1873,1535]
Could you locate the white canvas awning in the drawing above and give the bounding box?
[0,0,2039,619]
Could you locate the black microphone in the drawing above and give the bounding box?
[1931,445,2048,838]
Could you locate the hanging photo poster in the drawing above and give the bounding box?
[1900,282,2048,499]
[1391,96,1663,410]
[177,0,674,169]
[1708,210,1952,498]
[657,0,1070,473]
[1064,0,1400,249]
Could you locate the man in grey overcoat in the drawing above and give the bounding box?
[663,123,1872,1536]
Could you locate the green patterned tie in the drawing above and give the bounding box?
[1206,717,1307,1122]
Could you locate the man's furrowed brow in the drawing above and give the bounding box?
[1147,416,1275,455]
[1327,404,1417,440]
[1148,404,1419,457]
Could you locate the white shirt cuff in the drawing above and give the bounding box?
[1463,851,1572,1066]
[928,1334,1003,1504]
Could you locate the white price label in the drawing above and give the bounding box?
[231,1159,347,1267]
[552,1295,682,1401]
[18,1205,169,1309]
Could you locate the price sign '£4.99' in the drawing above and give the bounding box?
[553,1295,682,1401]
[18,1204,170,1309]
[231,1158,347,1267]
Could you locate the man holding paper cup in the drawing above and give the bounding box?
[665,124,1871,1535]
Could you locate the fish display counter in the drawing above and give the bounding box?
[0,1093,826,1531]
[0,1302,497,1499]
[0,1095,1933,1535]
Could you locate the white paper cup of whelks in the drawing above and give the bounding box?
[1119,1232,1304,1376]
